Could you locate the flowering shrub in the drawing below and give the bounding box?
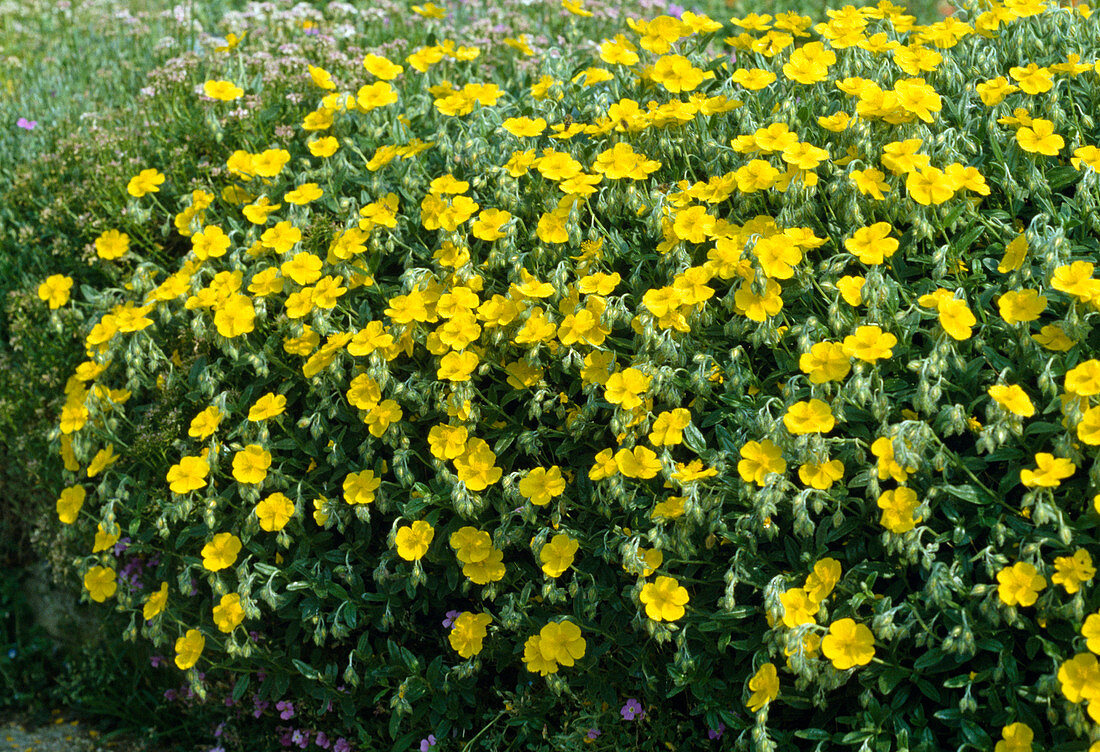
[37,0,1100,749]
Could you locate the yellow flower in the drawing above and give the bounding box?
[1058,652,1100,703]
[877,487,922,533]
[937,298,976,340]
[189,406,224,439]
[212,593,245,633]
[1066,360,1100,396]
[845,222,898,264]
[1078,406,1100,445]
[502,117,547,137]
[799,341,850,383]
[56,486,86,524]
[201,532,242,572]
[1032,324,1077,351]
[997,289,1047,324]
[232,444,272,484]
[255,492,295,532]
[174,629,205,670]
[805,558,842,603]
[842,325,897,363]
[850,167,890,200]
[522,634,558,675]
[284,183,323,205]
[996,561,1046,606]
[1052,549,1096,594]
[94,229,130,260]
[143,582,169,621]
[518,466,567,506]
[166,455,210,494]
[363,53,403,80]
[998,234,1028,272]
[651,496,686,520]
[92,523,120,552]
[994,723,1033,752]
[453,438,502,491]
[37,274,74,308]
[1016,118,1064,155]
[449,612,492,658]
[779,587,817,627]
[214,294,255,338]
[836,275,865,306]
[987,384,1035,417]
[639,575,690,621]
[462,547,505,584]
[906,166,957,205]
[83,566,117,602]
[649,408,691,446]
[251,148,290,178]
[203,79,244,101]
[540,534,579,578]
[604,367,651,409]
[248,393,286,421]
[821,618,875,670]
[127,168,165,197]
[308,136,339,157]
[1083,612,1100,654]
[1019,453,1075,488]
[798,459,845,490]
[395,520,435,561]
[738,440,786,486]
[614,446,662,479]
[536,620,586,667]
[745,663,779,712]
[343,469,381,505]
[783,398,835,434]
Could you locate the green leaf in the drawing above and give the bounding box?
[941,484,982,504]
[913,648,946,671]
[231,673,250,702]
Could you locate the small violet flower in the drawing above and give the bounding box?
[16,117,37,130]
[621,698,644,721]
[442,610,460,628]
[586,728,602,740]
[708,723,726,740]
[419,734,436,752]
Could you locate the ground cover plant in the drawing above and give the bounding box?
[25,0,1100,749]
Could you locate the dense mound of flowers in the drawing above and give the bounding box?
[39,0,1100,748]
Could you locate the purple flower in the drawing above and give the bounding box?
[419,734,436,752]
[252,697,270,719]
[333,738,350,752]
[708,723,726,740]
[586,728,602,740]
[150,655,165,667]
[112,537,132,556]
[16,117,37,130]
[668,3,685,16]
[620,698,644,721]
[277,701,296,720]
[442,610,460,628]
[315,732,330,749]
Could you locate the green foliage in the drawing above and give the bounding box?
[12,0,1100,751]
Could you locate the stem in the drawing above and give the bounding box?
[461,709,506,752]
